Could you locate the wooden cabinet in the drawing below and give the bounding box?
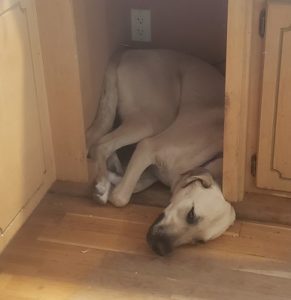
[257,1,291,192]
[0,0,55,252]
[224,0,291,207]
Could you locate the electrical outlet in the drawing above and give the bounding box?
[131,9,151,42]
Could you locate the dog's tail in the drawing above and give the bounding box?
[86,51,123,150]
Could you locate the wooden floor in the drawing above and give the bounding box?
[1,190,291,300]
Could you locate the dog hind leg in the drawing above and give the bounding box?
[110,138,155,207]
[92,120,154,204]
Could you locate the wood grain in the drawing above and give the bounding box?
[257,1,291,192]
[36,0,88,182]
[223,0,254,202]
[0,192,291,300]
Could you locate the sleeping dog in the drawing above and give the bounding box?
[86,49,235,256]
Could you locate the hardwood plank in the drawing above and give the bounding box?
[36,195,240,256]
[40,193,164,224]
[1,192,291,300]
[50,181,170,208]
[0,292,36,300]
[206,221,291,261]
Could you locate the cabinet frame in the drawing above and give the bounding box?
[223,0,257,202]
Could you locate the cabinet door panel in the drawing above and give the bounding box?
[273,30,291,178]
[257,1,291,192]
[0,0,46,230]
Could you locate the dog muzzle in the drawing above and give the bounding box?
[146,213,173,256]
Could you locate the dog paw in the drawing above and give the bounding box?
[109,190,129,207]
[92,178,111,205]
[92,193,108,205]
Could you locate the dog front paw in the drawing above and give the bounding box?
[109,190,130,207]
[92,178,111,205]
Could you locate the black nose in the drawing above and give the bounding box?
[147,232,173,256]
[146,213,173,256]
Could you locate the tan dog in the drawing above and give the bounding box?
[87,49,235,256]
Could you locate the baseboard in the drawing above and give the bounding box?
[234,192,291,226]
[50,180,92,198]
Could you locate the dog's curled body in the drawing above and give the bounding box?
[87,49,235,255]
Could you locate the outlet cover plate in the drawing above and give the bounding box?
[131,9,151,42]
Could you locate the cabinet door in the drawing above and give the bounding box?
[257,1,291,192]
[0,0,54,232]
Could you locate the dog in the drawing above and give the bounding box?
[86,49,235,256]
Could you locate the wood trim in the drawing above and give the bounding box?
[50,180,92,199]
[223,0,257,202]
[35,0,89,183]
[234,192,291,226]
[29,0,56,179]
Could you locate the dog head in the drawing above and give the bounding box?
[147,168,235,256]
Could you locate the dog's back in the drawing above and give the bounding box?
[117,50,182,132]
[115,50,225,187]
[116,49,223,126]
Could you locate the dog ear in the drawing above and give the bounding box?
[173,168,213,193]
[182,168,213,188]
